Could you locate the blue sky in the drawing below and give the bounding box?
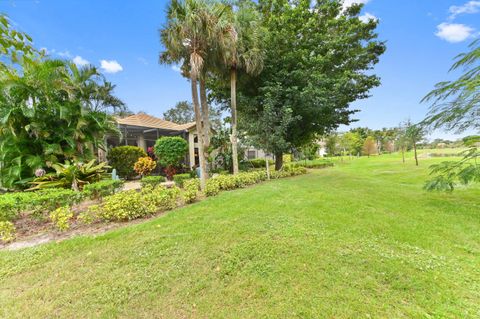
[1,0,479,140]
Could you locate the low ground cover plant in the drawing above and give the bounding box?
[49,207,74,231]
[183,179,200,203]
[0,221,16,243]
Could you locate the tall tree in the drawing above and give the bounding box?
[362,136,377,157]
[163,101,195,124]
[223,3,265,174]
[160,0,232,190]
[228,0,385,170]
[405,120,424,166]
[422,40,480,190]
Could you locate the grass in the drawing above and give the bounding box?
[1,153,479,318]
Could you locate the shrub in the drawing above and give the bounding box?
[134,156,157,176]
[205,179,220,197]
[214,175,237,190]
[99,190,156,221]
[49,206,74,231]
[78,206,99,225]
[141,175,166,188]
[97,186,180,222]
[107,146,147,179]
[83,179,124,199]
[142,185,181,210]
[0,188,83,221]
[247,159,273,168]
[173,173,191,187]
[154,137,188,180]
[183,179,200,203]
[0,221,16,243]
[301,161,334,169]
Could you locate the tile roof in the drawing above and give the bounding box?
[116,113,196,131]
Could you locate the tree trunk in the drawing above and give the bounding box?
[413,142,418,166]
[275,152,283,171]
[199,78,210,148]
[191,75,208,190]
[230,69,239,175]
[265,155,270,180]
[402,147,405,163]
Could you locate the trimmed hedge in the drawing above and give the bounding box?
[247,159,274,168]
[83,180,124,199]
[0,189,83,222]
[141,175,166,188]
[107,146,147,179]
[89,185,181,222]
[173,173,191,187]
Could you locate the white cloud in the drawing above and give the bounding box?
[342,0,370,10]
[435,23,475,43]
[72,55,89,67]
[171,65,181,72]
[449,1,480,20]
[359,12,377,23]
[100,60,123,73]
[57,50,72,58]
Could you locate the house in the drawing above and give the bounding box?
[100,113,200,169]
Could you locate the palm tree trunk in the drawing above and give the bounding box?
[199,78,210,148]
[230,68,239,175]
[199,78,211,172]
[191,75,208,190]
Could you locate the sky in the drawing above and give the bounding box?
[1,0,479,140]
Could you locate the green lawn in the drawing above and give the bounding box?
[1,154,479,318]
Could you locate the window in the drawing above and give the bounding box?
[247,150,256,160]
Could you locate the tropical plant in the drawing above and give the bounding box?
[405,121,425,166]
[154,136,188,180]
[160,0,233,190]
[0,57,121,189]
[134,157,157,177]
[107,146,147,179]
[29,160,110,191]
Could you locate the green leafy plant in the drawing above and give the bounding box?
[134,156,157,176]
[29,160,110,191]
[205,179,220,197]
[173,173,191,187]
[0,221,16,243]
[183,179,200,203]
[0,188,82,221]
[141,176,166,188]
[49,206,74,231]
[107,146,147,179]
[78,206,100,225]
[142,185,181,211]
[154,136,188,180]
[82,179,124,199]
[247,159,273,168]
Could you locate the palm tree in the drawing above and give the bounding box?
[223,4,265,174]
[160,0,232,190]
